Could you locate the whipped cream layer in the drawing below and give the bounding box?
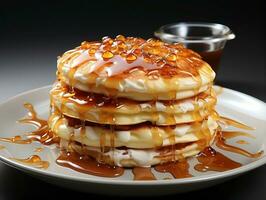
[49,112,218,149]
[61,139,206,167]
[50,82,216,125]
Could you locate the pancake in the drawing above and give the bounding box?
[50,82,216,125]
[57,36,215,101]
[49,112,218,149]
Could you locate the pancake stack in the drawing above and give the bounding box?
[48,35,218,167]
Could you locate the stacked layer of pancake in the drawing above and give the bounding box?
[49,36,218,167]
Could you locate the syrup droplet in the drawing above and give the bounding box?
[12,155,49,169]
[102,51,114,60]
[115,35,126,41]
[126,53,137,62]
[166,53,177,62]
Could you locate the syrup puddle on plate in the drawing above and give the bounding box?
[195,147,241,172]
[56,151,124,177]
[0,103,264,180]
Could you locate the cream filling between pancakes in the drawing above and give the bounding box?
[49,112,218,149]
[61,139,206,167]
[58,55,215,100]
[50,82,216,125]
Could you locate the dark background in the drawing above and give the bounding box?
[0,0,265,199]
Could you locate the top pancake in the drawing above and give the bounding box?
[57,36,215,101]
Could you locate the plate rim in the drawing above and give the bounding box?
[0,85,266,185]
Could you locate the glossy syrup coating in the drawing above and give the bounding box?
[69,35,205,79]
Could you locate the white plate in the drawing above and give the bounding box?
[0,86,266,196]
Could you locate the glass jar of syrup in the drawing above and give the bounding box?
[154,22,235,73]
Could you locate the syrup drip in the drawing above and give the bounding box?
[12,155,49,169]
[0,145,5,150]
[216,131,263,158]
[195,147,241,172]
[56,151,124,177]
[220,116,254,130]
[132,167,156,180]
[154,160,192,179]
[110,125,115,165]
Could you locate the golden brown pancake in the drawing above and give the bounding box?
[50,82,216,125]
[49,112,218,149]
[57,36,215,101]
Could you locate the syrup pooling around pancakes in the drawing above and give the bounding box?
[56,151,124,177]
[195,147,242,172]
[0,103,59,145]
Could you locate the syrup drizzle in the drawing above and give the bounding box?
[56,151,124,177]
[0,103,59,145]
[0,145,5,150]
[221,131,255,139]
[0,135,31,144]
[195,147,241,172]
[12,155,49,169]
[132,167,156,180]
[19,103,59,145]
[220,116,254,130]
[216,131,263,158]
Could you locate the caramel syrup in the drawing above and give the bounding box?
[19,103,59,145]
[154,160,192,179]
[1,103,263,180]
[0,135,31,144]
[198,49,223,73]
[132,167,156,180]
[56,151,124,177]
[0,103,59,145]
[195,147,241,172]
[220,116,254,130]
[216,131,263,158]
[12,155,49,169]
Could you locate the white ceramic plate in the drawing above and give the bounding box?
[0,86,266,196]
